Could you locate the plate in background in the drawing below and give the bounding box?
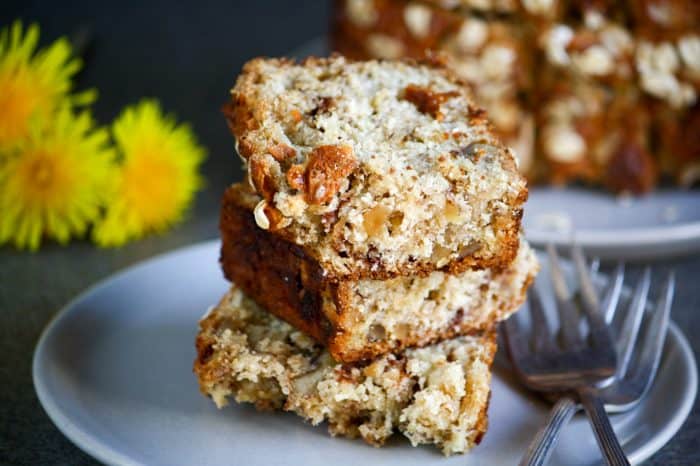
[292,38,700,260]
[524,188,700,260]
[33,241,697,466]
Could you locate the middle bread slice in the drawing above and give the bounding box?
[221,183,538,363]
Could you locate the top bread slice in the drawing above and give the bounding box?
[226,55,527,281]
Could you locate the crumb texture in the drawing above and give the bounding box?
[227,56,527,279]
[338,236,538,360]
[220,184,537,362]
[194,286,497,455]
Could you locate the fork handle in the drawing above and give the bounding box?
[578,387,630,466]
[520,396,578,466]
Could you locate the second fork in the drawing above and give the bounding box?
[519,257,674,466]
[505,244,674,466]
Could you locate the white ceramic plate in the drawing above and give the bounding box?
[524,188,700,260]
[292,38,700,260]
[33,241,697,466]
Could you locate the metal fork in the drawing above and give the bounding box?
[506,246,675,466]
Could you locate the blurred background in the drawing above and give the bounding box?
[1,1,698,464]
[1,1,330,248]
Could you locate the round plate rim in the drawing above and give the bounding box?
[526,221,700,247]
[627,323,698,464]
[32,240,699,466]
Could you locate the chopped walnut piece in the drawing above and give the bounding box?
[268,143,297,161]
[444,199,461,223]
[363,204,391,237]
[304,144,358,205]
[248,154,280,201]
[264,203,286,231]
[403,84,460,120]
[286,164,306,191]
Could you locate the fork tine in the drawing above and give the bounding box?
[601,263,625,324]
[616,267,652,377]
[571,243,600,315]
[626,271,674,389]
[547,244,571,299]
[528,287,554,353]
[547,244,581,347]
[570,244,614,352]
[589,256,601,276]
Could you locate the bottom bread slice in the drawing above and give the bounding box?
[194,286,498,456]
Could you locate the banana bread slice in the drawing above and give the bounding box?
[225,55,527,280]
[194,286,497,456]
[220,183,537,363]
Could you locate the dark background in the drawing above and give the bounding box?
[0,2,697,465]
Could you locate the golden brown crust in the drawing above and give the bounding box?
[304,144,358,205]
[220,185,336,344]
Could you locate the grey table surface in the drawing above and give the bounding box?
[1,1,698,465]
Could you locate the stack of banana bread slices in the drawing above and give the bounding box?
[194,55,539,455]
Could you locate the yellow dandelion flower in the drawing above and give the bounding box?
[0,21,95,151]
[93,100,206,247]
[0,107,115,251]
